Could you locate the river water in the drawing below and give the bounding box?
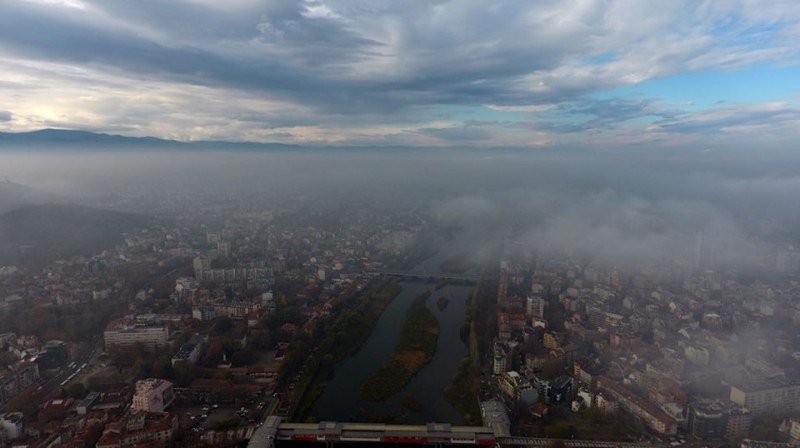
[310,241,475,423]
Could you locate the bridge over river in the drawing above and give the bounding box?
[370,269,483,282]
[248,418,666,448]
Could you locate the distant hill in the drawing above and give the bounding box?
[0,129,184,148]
[0,129,298,151]
[0,203,152,267]
[0,180,62,214]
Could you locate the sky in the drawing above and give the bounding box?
[1,0,800,149]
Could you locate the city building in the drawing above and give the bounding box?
[687,400,751,440]
[77,392,101,415]
[131,379,175,413]
[573,357,603,386]
[781,419,800,443]
[171,335,207,367]
[96,411,177,448]
[730,379,800,416]
[35,340,69,370]
[596,392,619,414]
[543,331,560,349]
[39,398,75,422]
[549,376,574,404]
[597,376,677,435]
[526,295,545,318]
[192,306,217,321]
[0,363,39,404]
[499,371,535,405]
[493,343,509,375]
[195,267,270,283]
[104,320,168,351]
[0,412,24,441]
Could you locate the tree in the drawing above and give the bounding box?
[750,414,787,442]
[65,382,87,399]
[231,349,258,367]
[152,353,175,380]
[0,351,17,368]
[213,316,233,335]
[173,363,197,387]
[3,387,42,417]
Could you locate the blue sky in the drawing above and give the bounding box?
[599,65,800,108]
[0,0,799,149]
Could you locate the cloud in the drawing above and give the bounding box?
[526,97,680,133]
[0,111,11,122]
[1,0,800,145]
[417,125,492,142]
[3,146,798,272]
[650,102,800,134]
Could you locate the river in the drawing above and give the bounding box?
[310,240,476,423]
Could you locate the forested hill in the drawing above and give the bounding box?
[0,180,60,214]
[0,203,152,267]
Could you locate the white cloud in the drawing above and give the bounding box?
[1,0,799,146]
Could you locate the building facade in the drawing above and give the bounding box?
[131,379,175,413]
[730,380,800,416]
[104,325,168,351]
[0,363,39,404]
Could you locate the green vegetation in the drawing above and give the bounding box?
[436,296,449,311]
[517,405,633,440]
[444,356,481,425]
[290,280,402,420]
[0,203,152,266]
[750,414,790,442]
[360,291,439,402]
[64,383,87,399]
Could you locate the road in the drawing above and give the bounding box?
[38,336,103,400]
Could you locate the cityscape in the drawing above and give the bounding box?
[0,149,798,447]
[2,1,800,447]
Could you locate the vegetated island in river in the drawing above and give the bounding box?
[439,251,476,274]
[436,296,449,311]
[292,280,402,420]
[360,290,439,401]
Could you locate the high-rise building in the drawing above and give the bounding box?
[493,343,508,375]
[526,295,545,319]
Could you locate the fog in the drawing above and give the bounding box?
[2,147,800,273]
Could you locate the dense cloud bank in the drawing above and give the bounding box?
[2,147,798,272]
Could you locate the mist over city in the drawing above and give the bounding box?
[2,1,800,447]
[4,148,799,271]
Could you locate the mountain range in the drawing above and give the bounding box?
[0,128,299,151]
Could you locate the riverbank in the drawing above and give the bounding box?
[444,294,482,424]
[310,234,480,423]
[291,280,402,420]
[360,290,439,402]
